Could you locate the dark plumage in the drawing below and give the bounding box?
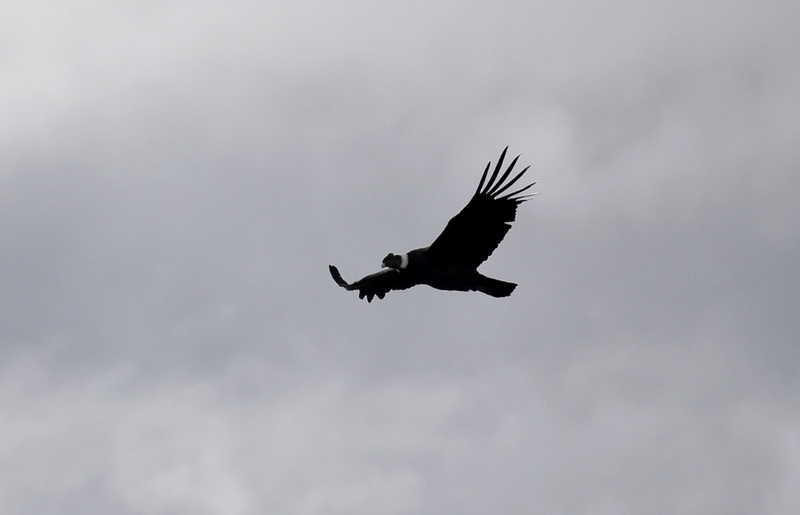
[329,147,535,302]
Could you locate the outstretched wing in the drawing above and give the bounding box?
[427,147,534,268]
[328,265,417,302]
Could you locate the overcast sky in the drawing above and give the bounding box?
[2,1,799,513]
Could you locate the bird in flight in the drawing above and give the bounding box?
[329,147,535,302]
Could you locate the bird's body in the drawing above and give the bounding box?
[329,147,534,302]
[390,248,517,295]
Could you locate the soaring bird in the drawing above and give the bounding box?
[329,147,535,302]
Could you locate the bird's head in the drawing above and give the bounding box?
[381,253,409,270]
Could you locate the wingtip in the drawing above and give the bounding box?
[329,264,350,288]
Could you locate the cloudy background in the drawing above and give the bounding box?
[2,1,799,513]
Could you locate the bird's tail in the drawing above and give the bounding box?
[476,276,517,297]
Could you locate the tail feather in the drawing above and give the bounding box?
[476,276,517,297]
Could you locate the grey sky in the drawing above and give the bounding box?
[2,0,799,513]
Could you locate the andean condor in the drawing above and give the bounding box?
[329,147,535,302]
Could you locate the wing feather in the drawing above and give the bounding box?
[486,155,520,196]
[483,146,507,194]
[498,181,536,201]
[491,165,530,197]
[474,161,491,196]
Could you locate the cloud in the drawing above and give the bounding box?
[1,0,799,512]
